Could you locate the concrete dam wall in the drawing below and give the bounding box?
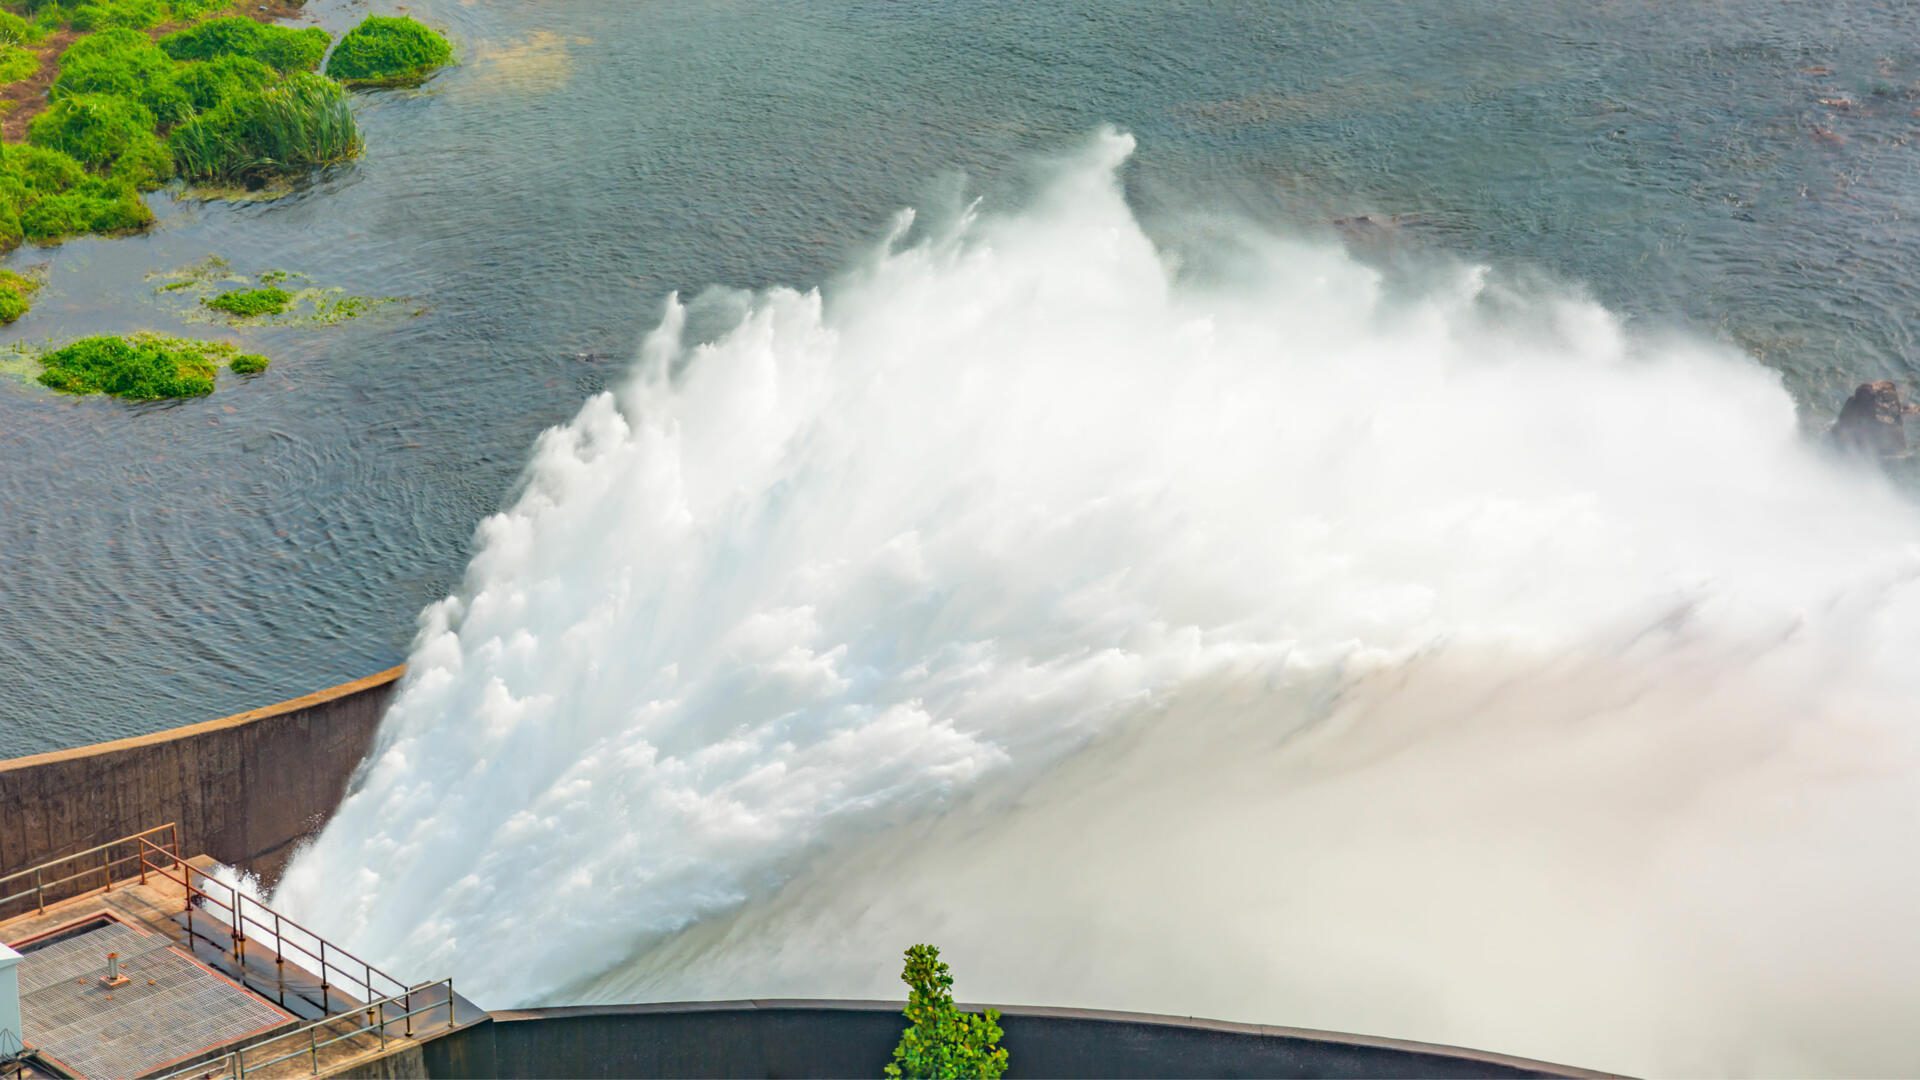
[418,1000,1599,1079]
[0,666,403,884]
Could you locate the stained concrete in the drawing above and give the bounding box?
[0,668,404,886]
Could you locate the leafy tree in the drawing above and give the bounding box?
[884,945,1008,1080]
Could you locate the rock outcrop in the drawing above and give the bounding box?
[1830,380,1919,458]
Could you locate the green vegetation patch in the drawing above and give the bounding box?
[227,350,265,373]
[0,9,36,46]
[153,259,412,324]
[203,284,287,316]
[885,946,1008,1080]
[0,144,155,248]
[33,332,247,399]
[169,71,359,185]
[0,43,39,85]
[159,17,328,73]
[324,15,450,87]
[0,267,38,323]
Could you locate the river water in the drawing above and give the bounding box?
[1,2,1916,752]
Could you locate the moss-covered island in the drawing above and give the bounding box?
[324,15,451,87]
[33,331,257,399]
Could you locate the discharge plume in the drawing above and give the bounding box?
[275,131,1920,1077]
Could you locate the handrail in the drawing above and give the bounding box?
[0,823,181,915]
[0,823,413,1023]
[148,978,457,1080]
[134,841,411,1008]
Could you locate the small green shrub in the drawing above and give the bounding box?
[228,351,267,374]
[0,268,38,324]
[884,946,1008,1080]
[35,333,229,399]
[174,52,273,111]
[169,70,359,183]
[51,28,174,99]
[0,9,36,46]
[204,285,288,316]
[0,44,38,85]
[159,17,328,72]
[28,93,156,168]
[324,15,450,86]
[3,143,88,192]
[19,176,152,241]
[67,0,166,30]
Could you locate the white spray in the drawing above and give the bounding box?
[275,131,1920,1077]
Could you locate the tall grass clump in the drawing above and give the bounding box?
[27,93,172,186]
[50,28,192,124]
[0,143,152,248]
[0,44,37,84]
[168,70,359,184]
[34,333,228,399]
[324,15,449,86]
[0,268,38,323]
[160,16,328,72]
[0,9,36,45]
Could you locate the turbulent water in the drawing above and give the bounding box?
[272,132,1920,1078]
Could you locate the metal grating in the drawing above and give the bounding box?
[17,921,293,1079]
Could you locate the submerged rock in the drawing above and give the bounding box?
[1830,380,1919,458]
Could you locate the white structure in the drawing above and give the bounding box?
[0,942,20,1061]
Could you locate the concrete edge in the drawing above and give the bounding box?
[0,665,407,773]
[482,999,1621,1078]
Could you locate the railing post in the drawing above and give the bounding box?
[138,843,148,886]
[275,913,285,967]
[377,999,388,1049]
[403,987,413,1037]
[447,979,456,1029]
[308,1027,318,1074]
[102,848,113,893]
[230,1048,243,1079]
[32,866,43,914]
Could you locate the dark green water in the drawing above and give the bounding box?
[2,0,1917,755]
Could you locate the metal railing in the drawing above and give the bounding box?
[2,825,416,1019]
[0,823,182,917]
[149,979,457,1080]
[131,838,411,1012]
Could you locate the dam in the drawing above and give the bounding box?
[0,673,1605,1079]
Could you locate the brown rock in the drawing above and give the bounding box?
[1830,380,1919,458]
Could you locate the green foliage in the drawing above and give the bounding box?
[0,9,36,46]
[0,43,38,84]
[28,93,159,170]
[174,52,272,110]
[203,284,287,316]
[0,268,38,324]
[168,70,359,184]
[884,946,1008,1080]
[18,177,152,240]
[228,351,266,374]
[68,0,166,31]
[0,144,153,247]
[52,28,172,98]
[159,17,327,73]
[34,332,236,399]
[324,15,449,86]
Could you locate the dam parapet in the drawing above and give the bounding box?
[0,669,404,886]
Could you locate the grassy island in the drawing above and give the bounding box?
[323,15,450,87]
[0,1,452,253]
[34,331,259,399]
